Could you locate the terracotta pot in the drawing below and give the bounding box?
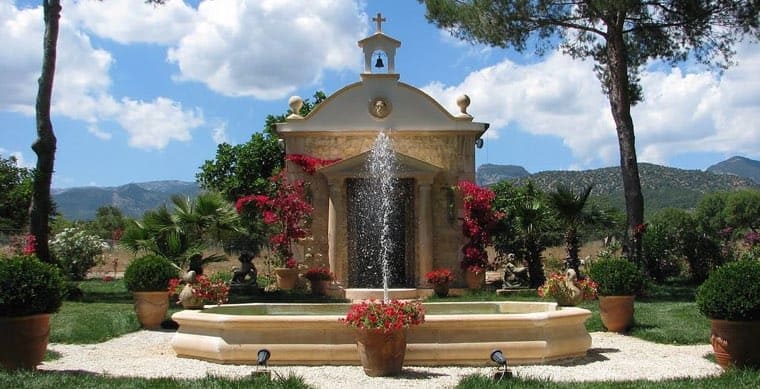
[355,328,406,376]
[274,268,300,290]
[310,280,330,296]
[433,283,450,298]
[0,313,51,370]
[463,270,485,290]
[599,295,635,332]
[710,319,760,370]
[133,291,169,329]
[178,284,205,309]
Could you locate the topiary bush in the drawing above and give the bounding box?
[588,257,646,296]
[0,255,67,317]
[123,255,178,292]
[696,260,760,321]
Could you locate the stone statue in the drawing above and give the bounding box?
[501,253,529,288]
[369,97,391,118]
[231,251,258,286]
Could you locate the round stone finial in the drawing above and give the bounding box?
[456,94,472,118]
[287,96,304,119]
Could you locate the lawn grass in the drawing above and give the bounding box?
[0,370,312,389]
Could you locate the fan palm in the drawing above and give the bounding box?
[547,185,594,275]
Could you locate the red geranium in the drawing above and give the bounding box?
[425,268,454,286]
[340,299,425,334]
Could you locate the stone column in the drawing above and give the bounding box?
[327,179,343,284]
[417,180,434,287]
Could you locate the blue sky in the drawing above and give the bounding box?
[1,0,759,189]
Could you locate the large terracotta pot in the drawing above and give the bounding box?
[310,280,330,296]
[463,270,485,290]
[274,268,300,290]
[710,319,760,370]
[599,295,635,332]
[0,313,51,370]
[355,328,407,377]
[133,291,169,329]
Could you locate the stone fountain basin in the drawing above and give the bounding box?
[171,301,591,366]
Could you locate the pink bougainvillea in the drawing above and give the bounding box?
[286,154,341,175]
[456,181,504,273]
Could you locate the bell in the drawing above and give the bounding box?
[375,55,384,68]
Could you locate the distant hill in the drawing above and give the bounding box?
[481,162,758,216]
[477,164,531,186]
[53,180,201,220]
[707,156,760,184]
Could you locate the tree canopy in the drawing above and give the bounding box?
[0,155,33,231]
[420,0,760,262]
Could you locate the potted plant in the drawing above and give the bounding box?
[696,260,760,369]
[124,254,178,329]
[425,268,455,297]
[538,269,598,306]
[0,254,66,370]
[169,273,230,309]
[304,266,333,296]
[587,257,645,332]
[340,299,425,377]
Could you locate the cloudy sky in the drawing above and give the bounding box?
[1,0,758,188]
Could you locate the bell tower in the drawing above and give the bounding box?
[358,13,401,74]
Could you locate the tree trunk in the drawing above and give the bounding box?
[605,24,644,265]
[30,0,61,264]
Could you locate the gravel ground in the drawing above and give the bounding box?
[40,330,722,388]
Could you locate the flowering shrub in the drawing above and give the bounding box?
[538,273,598,301]
[286,154,340,175]
[236,171,313,269]
[456,181,504,273]
[304,266,333,281]
[49,227,109,280]
[340,299,425,334]
[425,268,454,286]
[168,274,229,306]
[8,234,37,256]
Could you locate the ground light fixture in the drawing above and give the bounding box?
[252,349,272,379]
[490,349,513,380]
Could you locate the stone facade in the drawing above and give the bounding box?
[275,22,488,289]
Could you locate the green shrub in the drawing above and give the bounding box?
[0,255,67,317]
[123,255,178,292]
[588,257,646,296]
[696,260,760,321]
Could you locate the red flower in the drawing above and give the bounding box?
[286,154,341,175]
[340,299,425,334]
[425,268,454,286]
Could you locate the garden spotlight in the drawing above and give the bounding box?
[490,349,512,380]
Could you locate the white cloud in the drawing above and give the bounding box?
[167,0,367,99]
[211,122,228,144]
[424,43,760,169]
[87,125,112,140]
[0,1,205,150]
[116,97,204,150]
[0,148,32,169]
[67,0,197,45]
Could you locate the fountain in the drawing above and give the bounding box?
[171,132,592,366]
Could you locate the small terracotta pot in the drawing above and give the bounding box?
[710,319,760,370]
[599,295,635,332]
[0,313,51,370]
[463,270,485,290]
[310,280,330,296]
[433,283,450,298]
[274,268,300,290]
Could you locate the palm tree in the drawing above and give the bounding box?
[120,192,242,273]
[547,185,594,276]
[492,181,552,288]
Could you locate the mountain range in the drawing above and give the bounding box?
[52,156,759,221]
